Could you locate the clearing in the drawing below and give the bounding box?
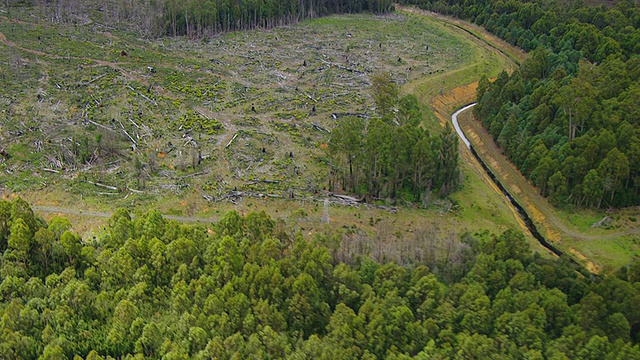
[1,7,555,261]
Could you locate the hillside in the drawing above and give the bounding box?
[0,3,535,257]
[1,1,640,359]
[1,8,474,202]
[0,198,639,358]
[395,0,640,272]
[397,0,640,208]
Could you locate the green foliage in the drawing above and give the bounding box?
[407,0,640,208]
[371,72,399,118]
[1,200,639,358]
[177,110,223,135]
[162,0,394,36]
[328,88,459,201]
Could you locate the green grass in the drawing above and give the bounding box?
[2,7,554,261]
[558,208,611,232]
[571,236,640,273]
[451,159,549,254]
[553,204,640,235]
[0,11,481,200]
[400,16,512,103]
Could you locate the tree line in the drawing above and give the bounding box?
[397,0,640,208]
[9,0,394,37]
[164,0,394,36]
[1,197,639,358]
[327,73,459,203]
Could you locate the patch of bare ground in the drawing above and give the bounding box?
[429,81,478,126]
[430,84,535,242]
[568,248,602,274]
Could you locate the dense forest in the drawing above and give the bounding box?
[399,0,640,208]
[6,0,394,36]
[328,73,459,203]
[0,197,639,358]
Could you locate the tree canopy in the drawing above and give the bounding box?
[397,0,640,208]
[13,0,394,37]
[1,198,639,358]
[327,72,459,203]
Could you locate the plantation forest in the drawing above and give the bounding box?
[2,0,640,359]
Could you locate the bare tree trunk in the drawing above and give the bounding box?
[185,11,190,37]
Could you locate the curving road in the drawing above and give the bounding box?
[452,105,640,242]
[451,103,475,149]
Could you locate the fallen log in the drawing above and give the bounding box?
[87,119,115,132]
[311,123,329,133]
[226,133,238,148]
[87,181,118,191]
[331,193,363,203]
[592,216,612,228]
[117,120,137,148]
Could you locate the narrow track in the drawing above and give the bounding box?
[451,104,593,272]
[458,106,640,241]
[33,206,218,223]
[451,103,474,148]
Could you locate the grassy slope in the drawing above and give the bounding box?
[1,10,479,199]
[460,109,640,273]
[395,9,552,258]
[397,6,639,273]
[1,7,549,256]
[427,22,640,273]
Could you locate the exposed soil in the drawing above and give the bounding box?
[568,248,602,274]
[429,81,478,126]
